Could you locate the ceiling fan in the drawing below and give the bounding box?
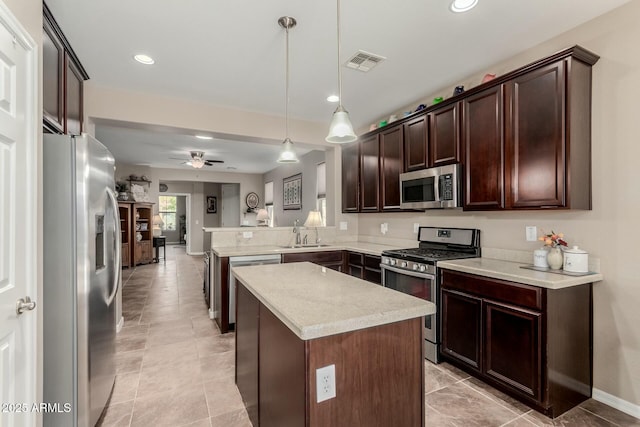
[171,151,224,169]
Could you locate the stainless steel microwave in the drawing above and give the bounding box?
[400,164,461,209]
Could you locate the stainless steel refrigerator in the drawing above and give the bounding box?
[43,134,120,426]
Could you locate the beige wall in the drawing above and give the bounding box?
[115,162,263,254]
[357,2,640,406]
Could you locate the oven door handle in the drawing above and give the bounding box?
[380,264,436,281]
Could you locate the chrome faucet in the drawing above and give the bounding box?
[303,234,308,245]
[293,220,301,245]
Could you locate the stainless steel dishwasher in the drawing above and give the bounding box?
[228,254,281,325]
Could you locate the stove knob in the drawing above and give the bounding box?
[390,259,397,266]
[419,265,427,272]
[383,258,390,265]
[401,261,408,268]
[413,264,419,270]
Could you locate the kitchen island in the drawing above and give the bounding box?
[232,262,435,427]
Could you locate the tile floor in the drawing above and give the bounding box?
[98,247,640,427]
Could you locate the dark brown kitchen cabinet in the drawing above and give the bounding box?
[341,142,360,212]
[403,115,428,172]
[484,301,541,400]
[345,252,381,285]
[505,61,566,209]
[236,281,260,426]
[440,269,593,418]
[379,125,404,210]
[462,85,505,210]
[429,102,461,166]
[360,135,380,212]
[43,4,89,135]
[441,289,482,372]
[281,251,344,272]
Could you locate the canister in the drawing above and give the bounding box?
[563,246,589,273]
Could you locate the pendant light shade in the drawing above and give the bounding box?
[277,16,300,163]
[277,138,298,163]
[326,105,357,143]
[326,0,357,144]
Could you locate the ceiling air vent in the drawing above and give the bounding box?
[345,50,386,72]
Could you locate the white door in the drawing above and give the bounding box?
[0,3,38,426]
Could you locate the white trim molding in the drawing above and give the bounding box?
[592,388,640,419]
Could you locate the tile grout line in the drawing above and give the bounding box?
[578,406,624,427]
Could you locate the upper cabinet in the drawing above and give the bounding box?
[504,61,566,209]
[403,115,428,172]
[379,125,404,210]
[43,4,89,135]
[342,45,598,213]
[462,85,505,210]
[359,135,380,212]
[341,142,360,213]
[429,102,461,167]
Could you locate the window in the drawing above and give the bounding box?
[158,196,177,231]
[265,181,274,227]
[316,162,327,226]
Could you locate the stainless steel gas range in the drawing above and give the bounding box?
[381,227,480,363]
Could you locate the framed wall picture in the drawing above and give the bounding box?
[283,173,302,210]
[206,196,217,214]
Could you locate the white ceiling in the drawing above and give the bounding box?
[46,0,629,171]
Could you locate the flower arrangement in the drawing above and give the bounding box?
[539,230,568,248]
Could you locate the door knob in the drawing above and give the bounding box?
[16,296,36,315]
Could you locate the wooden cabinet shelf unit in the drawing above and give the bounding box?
[440,269,593,418]
[133,203,154,265]
[118,202,132,268]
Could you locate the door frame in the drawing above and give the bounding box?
[0,0,40,422]
[159,192,191,252]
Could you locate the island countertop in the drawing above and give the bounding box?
[231,262,435,340]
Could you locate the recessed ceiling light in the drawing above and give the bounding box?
[195,135,213,140]
[326,95,339,103]
[133,54,155,65]
[226,166,237,170]
[450,0,478,13]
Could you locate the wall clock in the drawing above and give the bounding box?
[246,192,259,211]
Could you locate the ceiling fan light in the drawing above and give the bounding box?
[326,106,357,143]
[277,138,299,163]
[191,157,205,168]
[450,0,478,13]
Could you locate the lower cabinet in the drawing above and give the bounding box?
[236,281,260,426]
[281,251,344,272]
[346,252,381,284]
[440,270,592,418]
[134,241,153,265]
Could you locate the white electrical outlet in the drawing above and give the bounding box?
[242,231,253,239]
[339,221,348,231]
[380,223,388,234]
[525,226,537,242]
[316,364,336,403]
[413,223,420,234]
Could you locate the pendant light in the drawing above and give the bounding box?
[277,16,300,163]
[326,0,357,144]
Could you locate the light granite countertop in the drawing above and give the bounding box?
[437,258,603,289]
[231,262,435,340]
[212,241,409,257]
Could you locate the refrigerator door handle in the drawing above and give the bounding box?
[106,188,121,306]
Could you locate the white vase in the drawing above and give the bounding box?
[547,247,563,270]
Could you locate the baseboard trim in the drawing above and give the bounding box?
[116,316,124,333]
[592,387,640,419]
[209,308,214,319]
[190,251,205,256]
